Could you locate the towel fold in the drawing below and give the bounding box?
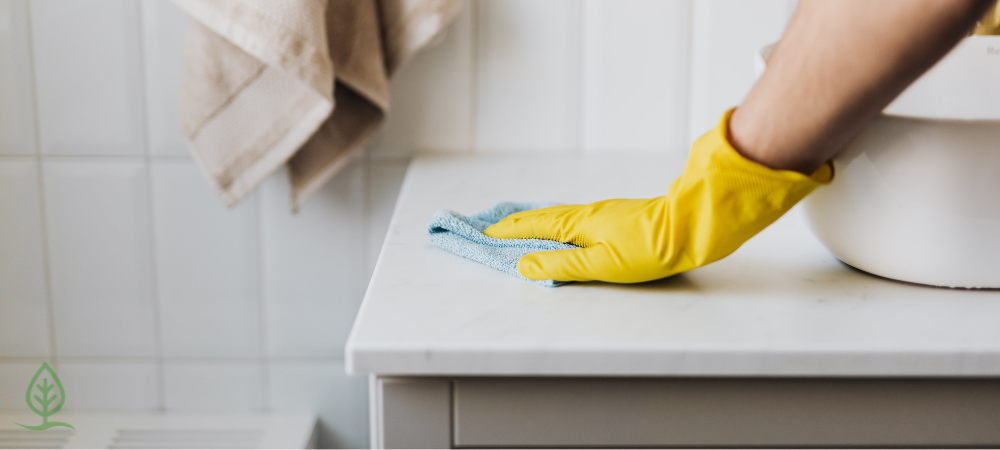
[173,0,461,208]
[427,202,579,287]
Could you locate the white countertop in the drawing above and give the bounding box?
[345,154,1000,377]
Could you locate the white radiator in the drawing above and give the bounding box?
[0,413,316,449]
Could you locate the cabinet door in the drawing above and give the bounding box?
[453,377,1000,447]
[375,377,452,449]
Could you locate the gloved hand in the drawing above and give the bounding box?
[483,109,833,283]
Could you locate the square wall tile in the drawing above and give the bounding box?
[30,0,145,155]
[44,161,156,357]
[0,162,52,357]
[0,0,37,155]
[58,361,160,411]
[270,361,368,449]
[366,162,409,279]
[151,161,261,358]
[163,362,262,411]
[0,362,52,410]
[475,0,581,152]
[371,4,474,158]
[141,0,190,156]
[261,165,366,359]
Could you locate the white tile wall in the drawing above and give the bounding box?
[30,0,145,155]
[44,161,157,358]
[0,0,794,447]
[140,0,189,156]
[151,161,261,358]
[0,162,51,357]
[261,164,366,359]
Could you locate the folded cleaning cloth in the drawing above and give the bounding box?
[428,202,579,287]
[173,0,461,208]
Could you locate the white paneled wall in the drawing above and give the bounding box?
[0,0,795,448]
[582,0,691,153]
[688,0,795,144]
[475,0,582,152]
[31,0,146,155]
[140,0,189,156]
[0,0,35,154]
[44,160,157,358]
[0,162,49,357]
[151,161,261,359]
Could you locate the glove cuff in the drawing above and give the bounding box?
[714,108,834,185]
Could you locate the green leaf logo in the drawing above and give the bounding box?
[15,362,74,430]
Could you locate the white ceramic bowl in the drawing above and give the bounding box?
[758,37,1000,288]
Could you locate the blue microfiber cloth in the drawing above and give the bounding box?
[427,202,579,287]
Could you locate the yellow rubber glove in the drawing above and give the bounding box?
[483,109,833,283]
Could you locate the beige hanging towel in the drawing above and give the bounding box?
[173,0,461,208]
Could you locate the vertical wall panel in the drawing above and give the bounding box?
[0,0,37,155]
[475,0,581,152]
[0,162,51,357]
[151,161,260,358]
[163,363,263,411]
[44,161,156,357]
[688,0,789,145]
[141,0,190,156]
[581,0,691,154]
[371,3,474,158]
[30,0,145,155]
[261,164,366,359]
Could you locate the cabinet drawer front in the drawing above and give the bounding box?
[453,378,1000,448]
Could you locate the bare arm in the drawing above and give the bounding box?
[730,0,994,174]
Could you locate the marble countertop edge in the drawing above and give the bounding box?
[346,346,1000,377]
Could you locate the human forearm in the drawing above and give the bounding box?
[730,0,993,174]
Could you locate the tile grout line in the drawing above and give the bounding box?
[23,0,59,370]
[20,154,193,161]
[133,0,167,412]
[255,189,271,412]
